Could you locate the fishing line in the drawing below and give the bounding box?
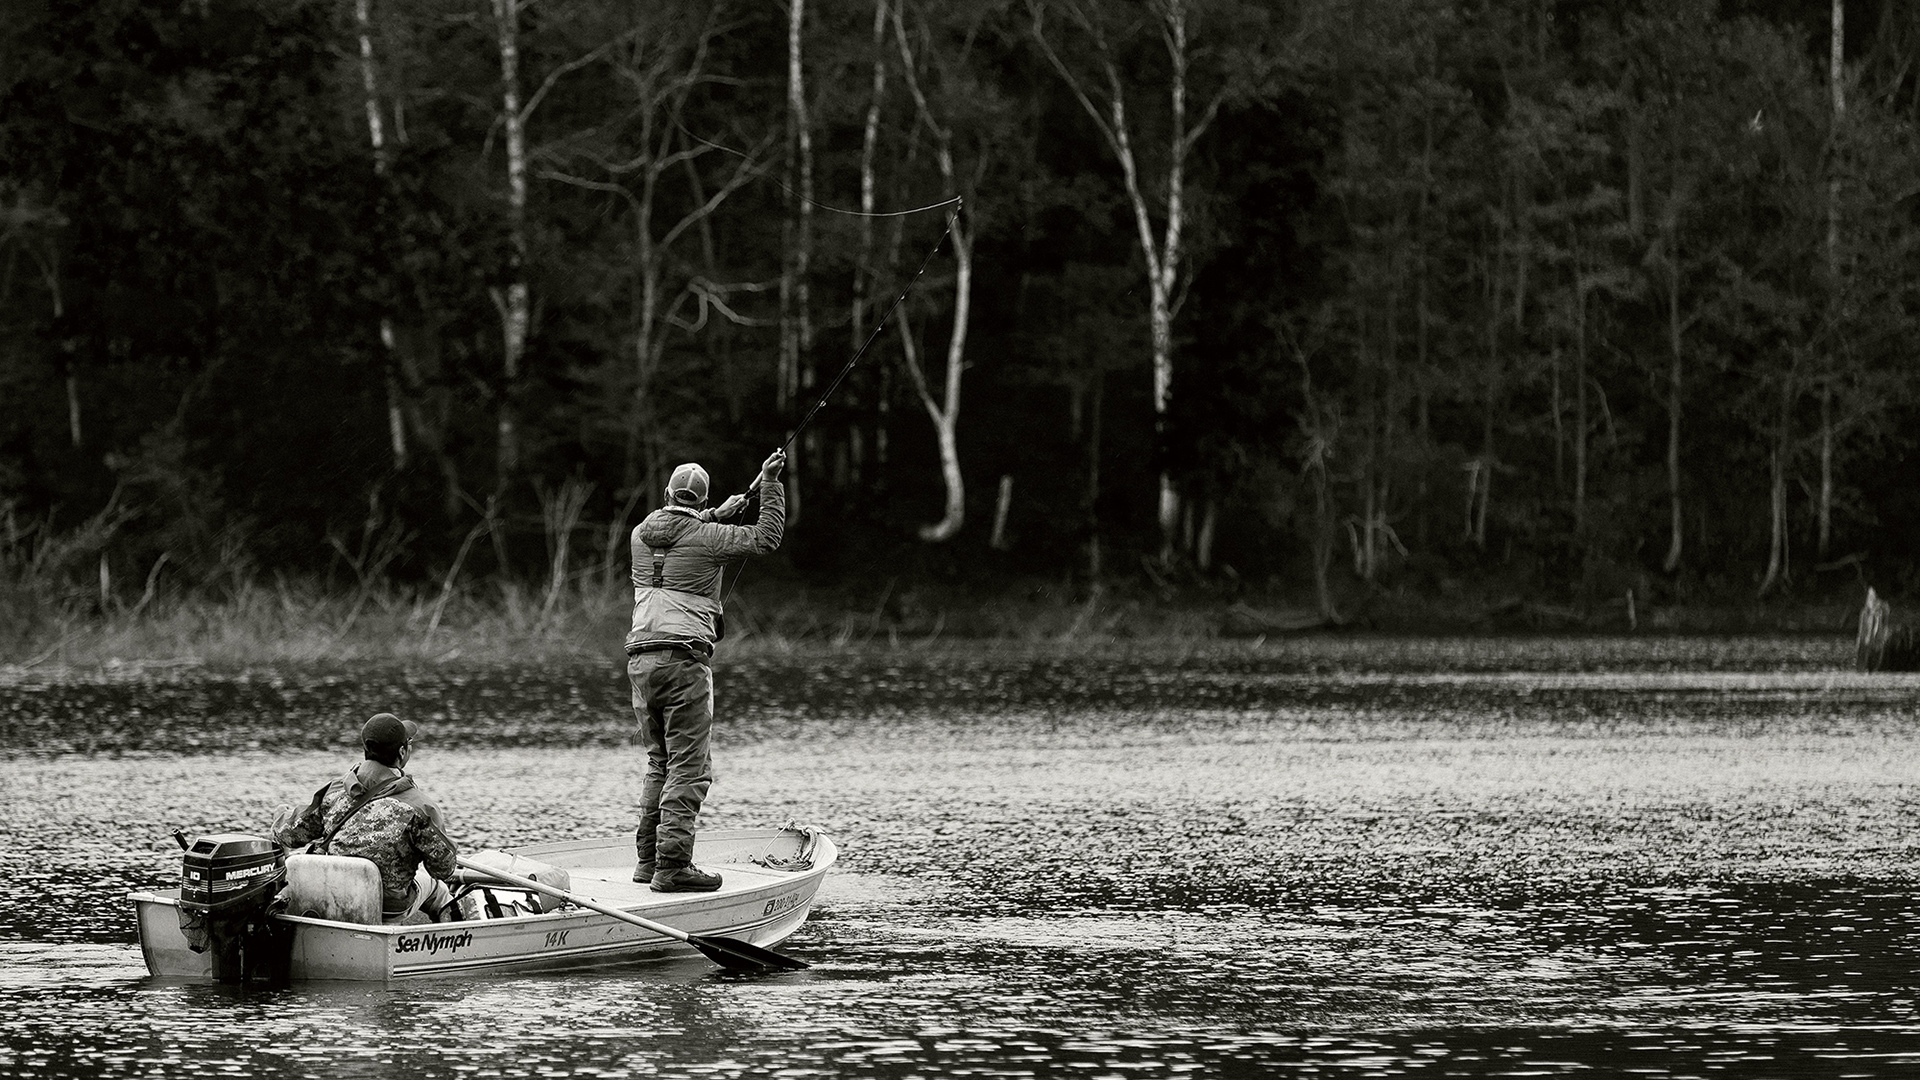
[677,120,962,218]
[718,205,960,604]
[781,207,957,453]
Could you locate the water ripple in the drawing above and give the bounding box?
[5,638,1920,1077]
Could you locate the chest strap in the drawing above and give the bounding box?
[649,545,668,587]
[315,776,414,855]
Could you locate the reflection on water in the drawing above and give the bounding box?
[5,636,1920,1078]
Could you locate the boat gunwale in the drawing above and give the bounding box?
[129,828,836,943]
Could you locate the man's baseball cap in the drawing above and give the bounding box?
[667,463,709,505]
[362,712,419,750]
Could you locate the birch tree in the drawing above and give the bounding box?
[1624,7,1733,576]
[1030,0,1238,562]
[1804,10,1920,572]
[890,0,1009,542]
[490,0,531,485]
[776,0,817,526]
[532,2,773,490]
[1281,309,1343,622]
[353,0,408,470]
[1704,20,1828,597]
[1819,0,1844,559]
[358,0,497,521]
[852,0,892,488]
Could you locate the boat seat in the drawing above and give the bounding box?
[282,853,384,925]
[461,850,572,913]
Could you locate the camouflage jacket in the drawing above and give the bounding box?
[271,760,458,915]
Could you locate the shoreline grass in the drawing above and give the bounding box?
[0,569,1867,672]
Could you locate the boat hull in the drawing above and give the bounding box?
[131,827,834,982]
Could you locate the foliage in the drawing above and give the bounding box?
[4,0,1920,659]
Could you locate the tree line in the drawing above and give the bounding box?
[4,0,1920,630]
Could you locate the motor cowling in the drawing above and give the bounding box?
[175,833,292,983]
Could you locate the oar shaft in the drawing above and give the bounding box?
[455,857,690,944]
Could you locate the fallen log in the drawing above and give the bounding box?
[1221,602,1328,636]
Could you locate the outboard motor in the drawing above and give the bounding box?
[175,833,292,983]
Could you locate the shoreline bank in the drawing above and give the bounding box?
[0,577,1876,670]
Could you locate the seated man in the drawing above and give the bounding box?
[271,712,459,924]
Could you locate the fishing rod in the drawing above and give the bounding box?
[742,202,959,482]
[718,202,960,601]
[786,203,959,455]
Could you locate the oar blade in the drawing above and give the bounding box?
[690,934,809,972]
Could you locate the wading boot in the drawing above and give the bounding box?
[650,865,722,893]
[633,828,655,884]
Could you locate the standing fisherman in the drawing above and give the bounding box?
[626,448,787,891]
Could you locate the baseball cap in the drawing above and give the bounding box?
[361,712,419,750]
[667,463,709,506]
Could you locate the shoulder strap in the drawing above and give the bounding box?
[315,776,415,855]
[646,510,708,588]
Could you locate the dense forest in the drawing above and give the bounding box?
[5,0,1920,653]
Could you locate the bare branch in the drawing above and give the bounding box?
[656,130,776,254]
[519,36,625,126]
[533,166,641,212]
[1180,88,1226,157]
[1026,0,1129,165]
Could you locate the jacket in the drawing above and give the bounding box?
[626,474,785,656]
[271,760,458,916]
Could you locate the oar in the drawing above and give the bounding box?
[454,856,807,972]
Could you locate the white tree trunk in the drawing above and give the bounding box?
[990,474,1013,550]
[853,0,889,489]
[1150,278,1177,559]
[1820,0,1844,559]
[355,0,387,160]
[779,0,814,525]
[492,0,530,483]
[1195,498,1216,571]
[1758,378,1793,597]
[1032,0,1214,565]
[1153,3,1191,561]
[893,6,980,544]
[792,0,814,384]
[855,0,888,352]
[1573,278,1588,536]
[381,321,406,469]
[1663,252,1683,574]
[51,287,79,448]
[1759,425,1789,597]
[356,0,407,469]
[1819,388,1833,558]
[896,222,972,543]
[65,372,81,447]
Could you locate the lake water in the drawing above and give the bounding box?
[4,635,1920,1078]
